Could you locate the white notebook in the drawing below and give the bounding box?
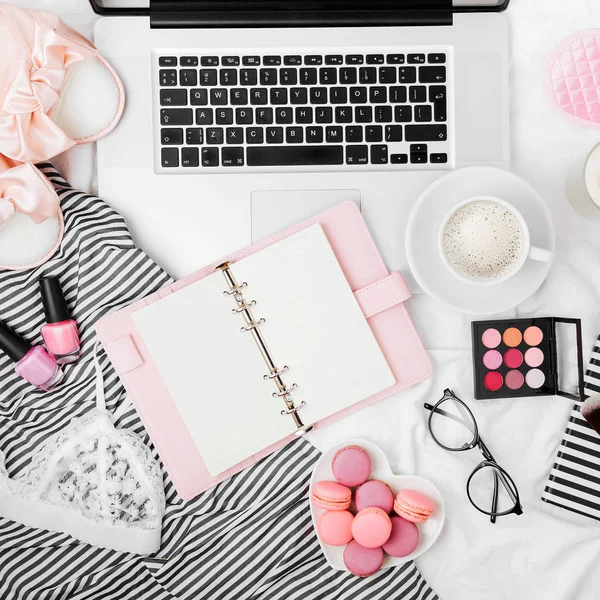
[133,225,395,476]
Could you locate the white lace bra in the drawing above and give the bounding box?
[0,344,165,555]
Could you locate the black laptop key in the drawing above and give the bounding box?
[295,107,313,123]
[420,66,446,84]
[220,69,238,86]
[359,67,377,84]
[325,55,344,65]
[375,106,393,123]
[391,153,408,164]
[243,56,261,66]
[305,55,323,65]
[159,69,177,86]
[379,67,397,84]
[394,105,412,122]
[201,56,219,66]
[415,105,432,122]
[250,88,268,105]
[196,108,214,125]
[410,144,428,164]
[256,107,274,124]
[346,145,368,165]
[367,54,385,64]
[405,124,447,142]
[326,126,343,143]
[428,53,446,64]
[223,56,240,66]
[222,147,245,166]
[340,67,357,84]
[200,69,218,86]
[385,125,403,142]
[246,127,264,144]
[247,146,343,166]
[290,88,308,104]
[216,108,234,125]
[310,88,328,104]
[300,68,318,85]
[159,56,177,67]
[345,126,363,143]
[202,147,219,167]
[386,54,405,65]
[408,54,426,64]
[210,89,228,105]
[181,147,200,167]
[280,69,298,85]
[390,86,407,103]
[180,56,199,67]
[240,69,258,86]
[270,88,288,104]
[161,109,193,126]
[266,127,284,143]
[349,87,367,104]
[230,88,248,105]
[160,89,188,106]
[411,153,428,164]
[283,55,302,65]
[235,108,253,124]
[260,69,278,86]
[429,86,447,122]
[226,127,244,144]
[161,147,179,167]
[306,126,324,143]
[398,67,417,84]
[409,86,427,103]
[190,89,208,105]
[286,127,303,144]
[371,144,388,164]
[180,69,197,87]
[319,68,337,85]
[330,87,348,104]
[264,55,282,66]
[369,87,387,104]
[366,125,383,142]
[206,127,224,144]
[335,106,352,123]
[186,128,204,145]
[431,153,448,164]
[161,128,183,145]
[316,107,333,123]
[276,107,294,124]
[345,55,364,65]
[355,106,373,123]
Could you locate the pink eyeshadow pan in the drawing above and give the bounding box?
[481,328,501,349]
[525,347,544,368]
[483,350,502,370]
[504,348,523,369]
[505,370,524,390]
[523,326,543,347]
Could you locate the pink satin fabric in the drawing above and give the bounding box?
[0,3,100,163]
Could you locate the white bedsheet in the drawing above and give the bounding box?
[9,0,600,598]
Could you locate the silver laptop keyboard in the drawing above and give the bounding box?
[153,48,454,173]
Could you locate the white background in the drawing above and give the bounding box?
[9,0,600,598]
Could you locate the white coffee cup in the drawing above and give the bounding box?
[438,196,553,286]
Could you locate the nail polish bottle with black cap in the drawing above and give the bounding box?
[0,321,63,390]
[40,276,81,365]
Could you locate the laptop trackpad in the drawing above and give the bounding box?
[250,189,361,242]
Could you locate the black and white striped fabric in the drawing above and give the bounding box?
[0,166,437,600]
[542,335,600,521]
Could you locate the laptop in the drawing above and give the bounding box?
[92,0,510,281]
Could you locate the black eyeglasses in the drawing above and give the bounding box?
[424,389,523,523]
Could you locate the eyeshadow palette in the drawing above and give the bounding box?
[471,317,585,400]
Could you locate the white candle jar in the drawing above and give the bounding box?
[567,143,600,220]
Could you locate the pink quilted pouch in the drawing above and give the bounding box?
[546,30,600,129]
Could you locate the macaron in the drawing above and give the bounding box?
[394,489,435,524]
[382,516,419,557]
[351,507,392,548]
[311,481,352,511]
[331,445,371,487]
[318,510,354,546]
[343,540,384,577]
[354,479,394,513]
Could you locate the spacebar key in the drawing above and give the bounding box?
[247,146,344,166]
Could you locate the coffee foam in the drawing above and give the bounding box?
[442,201,524,282]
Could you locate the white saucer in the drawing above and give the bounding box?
[405,167,555,315]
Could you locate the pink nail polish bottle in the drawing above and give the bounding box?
[0,321,63,391]
[40,276,81,365]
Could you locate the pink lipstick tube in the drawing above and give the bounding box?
[39,276,81,365]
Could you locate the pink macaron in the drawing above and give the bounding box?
[382,516,419,557]
[331,445,371,487]
[351,507,392,548]
[354,479,394,513]
[311,481,352,511]
[343,540,384,577]
[394,489,435,524]
[318,510,354,546]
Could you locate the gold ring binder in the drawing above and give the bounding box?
[215,261,313,434]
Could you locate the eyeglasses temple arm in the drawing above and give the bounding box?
[479,440,522,510]
[490,469,499,524]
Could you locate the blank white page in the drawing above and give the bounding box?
[133,224,395,476]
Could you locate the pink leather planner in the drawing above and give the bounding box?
[96,201,432,499]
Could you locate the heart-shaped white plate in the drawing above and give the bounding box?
[310,439,445,572]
